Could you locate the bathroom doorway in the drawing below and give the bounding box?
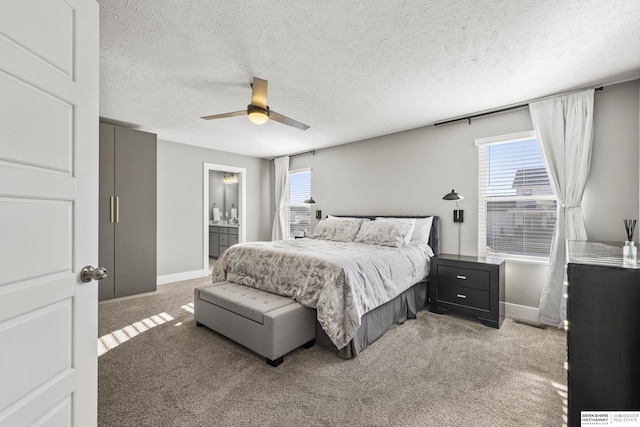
[202,162,246,272]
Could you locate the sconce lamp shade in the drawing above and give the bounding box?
[442,189,464,201]
[303,197,316,204]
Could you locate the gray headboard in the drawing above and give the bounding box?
[329,215,440,257]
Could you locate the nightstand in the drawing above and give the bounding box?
[429,254,505,328]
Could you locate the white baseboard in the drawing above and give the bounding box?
[157,269,209,286]
[503,302,540,323]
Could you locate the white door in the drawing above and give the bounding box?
[0,0,99,426]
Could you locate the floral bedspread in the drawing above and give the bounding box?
[210,238,433,349]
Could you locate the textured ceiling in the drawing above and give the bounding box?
[98,0,640,159]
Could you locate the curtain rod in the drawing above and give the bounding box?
[291,149,316,158]
[272,149,316,161]
[433,86,604,127]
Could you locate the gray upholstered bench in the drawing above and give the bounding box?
[194,282,316,367]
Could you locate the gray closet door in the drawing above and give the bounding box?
[98,124,116,301]
[113,126,157,298]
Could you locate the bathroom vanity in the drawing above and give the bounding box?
[209,222,239,258]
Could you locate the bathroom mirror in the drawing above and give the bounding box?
[209,171,240,223]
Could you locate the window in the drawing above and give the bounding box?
[476,131,557,260]
[286,168,311,238]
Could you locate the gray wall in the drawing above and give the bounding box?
[157,140,272,276]
[583,80,640,240]
[289,79,640,312]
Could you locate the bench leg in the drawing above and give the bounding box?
[302,339,315,349]
[267,356,283,367]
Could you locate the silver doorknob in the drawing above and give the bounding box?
[80,266,108,283]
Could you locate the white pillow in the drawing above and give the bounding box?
[354,220,414,248]
[411,217,434,243]
[374,217,416,246]
[311,218,363,242]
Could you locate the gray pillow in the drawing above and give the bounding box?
[311,218,363,242]
[354,220,414,247]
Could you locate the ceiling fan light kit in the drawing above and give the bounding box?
[201,77,310,131]
[247,105,269,125]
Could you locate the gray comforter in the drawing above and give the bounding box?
[211,238,433,349]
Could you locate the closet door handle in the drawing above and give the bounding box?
[456,294,467,299]
[115,196,120,223]
[110,196,115,223]
[456,275,467,280]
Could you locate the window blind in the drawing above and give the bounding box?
[287,168,311,237]
[476,131,557,259]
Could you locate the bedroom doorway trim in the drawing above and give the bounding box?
[203,163,247,272]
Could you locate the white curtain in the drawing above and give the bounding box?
[530,89,595,328]
[271,156,290,241]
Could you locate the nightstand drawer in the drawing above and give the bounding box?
[437,265,490,291]
[437,284,490,311]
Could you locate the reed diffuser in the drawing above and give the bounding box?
[623,219,637,263]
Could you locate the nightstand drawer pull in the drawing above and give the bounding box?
[456,275,467,280]
[456,294,467,299]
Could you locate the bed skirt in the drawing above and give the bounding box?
[315,280,429,359]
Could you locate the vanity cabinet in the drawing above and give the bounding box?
[99,124,157,301]
[220,227,238,254]
[209,225,238,258]
[209,226,219,258]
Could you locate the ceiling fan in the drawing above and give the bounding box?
[201,77,310,131]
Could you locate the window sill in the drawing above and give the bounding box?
[484,253,550,265]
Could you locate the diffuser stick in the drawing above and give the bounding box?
[624,219,636,242]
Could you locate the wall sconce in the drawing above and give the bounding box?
[304,197,322,219]
[443,189,464,256]
[442,189,464,223]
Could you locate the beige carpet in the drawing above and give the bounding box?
[98,276,567,427]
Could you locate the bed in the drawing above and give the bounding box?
[210,215,440,358]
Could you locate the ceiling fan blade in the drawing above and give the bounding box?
[269,111,310,131]
[251,77,268,109]
[200,110,246,120]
